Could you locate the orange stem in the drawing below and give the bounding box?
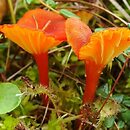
[83,60,103,103]
[34,52,49,105]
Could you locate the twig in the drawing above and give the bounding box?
[55,0,128,25]
[38,0,59,14]
[91,12,117,27]
[50,68,85,86]
[6,45,71,81]
[39,105,97,127]
[39,105,75,116]
[97,58,129,115]
[40,101,50,126]
[6,61,33,81]
[114,121,120,130]
[59,5,117,26]
[49,45,70,54]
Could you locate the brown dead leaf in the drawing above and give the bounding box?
[0,0,7,23]
[76,11,93,24]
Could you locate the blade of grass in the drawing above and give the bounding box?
[108,0,130,21]
[7,0,16,23]
[122,0,130,10]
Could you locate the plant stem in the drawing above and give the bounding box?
[34,52,49,104]
[6,0,16,73]
[34,52,49,86]
[7,0,16,23]
[83,60,103,103]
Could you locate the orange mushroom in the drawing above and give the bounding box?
[0,8,66,104]
[66,18,130,104]
[65,17,92,55]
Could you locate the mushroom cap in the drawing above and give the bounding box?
[18,8,66,41]
[0,9,66,54]
[65,18,92,56]
[79,28,130,66]
[0,24,61,54]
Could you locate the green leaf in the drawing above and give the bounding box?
[59,9,80,18]
[104,116,115,128]
[117,120,125,129]
[94,28,105,32]
[46,0,57,8]
[96,84,109,98]
[121,109,130,124]
[25,0,39,4]
[127,23,130,29]
[25,66,38,82]
[0,83,22,114]
[0,68,5,73]
[3,116,19,130]
[70,54,78,62]
[124,47,130,54]
[61,51,69,65]
[122,95,130,107]
[120,105,128,112]
[117,54,126,63]
[25,0,34,4]
[0,44,7,49]
[112,94,124,103]
[48,111,62,130]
